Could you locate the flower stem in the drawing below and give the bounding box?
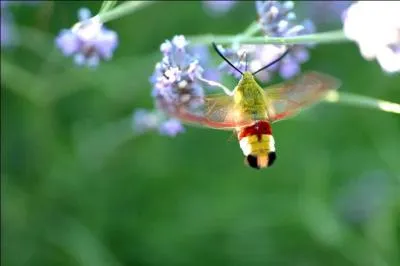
[97,1,155,23]
[325,91,400,114]
[189,29,348,46]
[98,1,118,14]
[239,21,261,39]
[232,21,260,48]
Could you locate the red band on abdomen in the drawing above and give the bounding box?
[237,121,272,140]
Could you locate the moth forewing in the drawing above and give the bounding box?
[263,71,341,122]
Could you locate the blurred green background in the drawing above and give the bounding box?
[2,1,400,266]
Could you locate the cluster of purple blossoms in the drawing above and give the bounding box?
[342,1,400,73]
[133,35,209,137]
[1,1,43,48]
[219,1,315,83]
[132,109,185,137]
[55,8,118,68]
[1,1,14,48]
[304,1,352,26]
[189,44,222,84]
[151,35,205,110]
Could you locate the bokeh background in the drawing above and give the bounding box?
[2,1,400,266]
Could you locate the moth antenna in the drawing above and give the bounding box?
[252,46,291,76]
[212,42,243,76]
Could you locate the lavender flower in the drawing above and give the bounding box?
[304,1,352,25]
[1,1,17,48]
[132,109,185,138]
[159,118,185,137]
[256,0,297,36]
[219,1,315,82]
[343,1,400,73]
[189,44,222,85]
[151,35,206,111]
[1,1,43,48]
[202,1,237,16]
[134,35,217,138]
[55,7,118,68]
[132,109,161,135]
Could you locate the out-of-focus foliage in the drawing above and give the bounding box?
[2,2,400,266]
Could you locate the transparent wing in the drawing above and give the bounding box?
[157,94,255,130]
[264,71,341,122]
[203,94,236,126]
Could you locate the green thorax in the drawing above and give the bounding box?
[233,72,267,119]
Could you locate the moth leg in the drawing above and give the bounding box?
[197,76,234,96]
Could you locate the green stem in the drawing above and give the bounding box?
[97,1,155,23]
[232,21,260,48]
[189,29,348,46]
[239,21,261,39]
[325,91,400,114]
[98,1,118,14]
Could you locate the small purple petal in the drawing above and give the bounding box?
[1,5,18,48]
[302,19,316,34]
[160,40,172,54]
[283,1,294,10]
[293,48,309,63]
[343,1,400,73]
[217,1,315,81]
[172,35,188,50]
[55,7,119,68]
[132,109,160,133]
[94,28,118,60]
[73,53,85,65]
[279,57,300,79]
[202,68,221,84]
[55,29,80,56]
[87,55,100,68]
[190,44,210,64]
[151,35,205,110]
[159,119,185,137]
[78,7,92,21]
[1,14,10,47]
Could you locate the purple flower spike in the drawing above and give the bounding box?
[132,109,161,134]
[55,29,80,56]
[159,119,185,137]
[1,2,18,48]
[132,109,185,138]
[55,7,118,68]
[136,34,222,138]
[256,1,315,81]
[343,1,400,73]
[219,1,316,82]
[256,0,297,37]
[1,12,11,47]
[151,35,205,111]
[189,44,222,85]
